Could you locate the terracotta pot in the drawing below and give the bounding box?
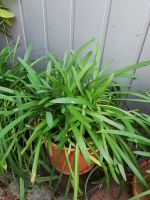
[45,142,95,175]
[35,119,95,175]
[132,160,150,200]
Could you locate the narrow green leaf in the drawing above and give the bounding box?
[94,73,114,98]
[31,55,48,67]
[118,163,126,181]
[20,177,25,200]
[129,190,150,200]
[18,58,41,91]
[0,8,15,18]
[51,97,91,106]
[106,130,150,145]
[0,136,16,166]
[74,145,79,200]
[46,112,53,128]
[94,39,101,69]
[0,94,15,102]
[99,60,113,77]
[31,135,43,183]
[21,120,46,155]
[23,42,32,62]
[72,39,94,62]
[67,105,91,129]
[86,128,110,162]
[0,86,14,94]
[71,66,84,95]
[0,112,32,139]
[108,163,119,184]
[81,51,92,66]
[134,151,150,157]
[114,144,148,188]
[69,121,91,166]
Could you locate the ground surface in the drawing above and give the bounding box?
[89,180,130,200]
[0,178,130,200]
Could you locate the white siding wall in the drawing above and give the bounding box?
[0,0,150,113]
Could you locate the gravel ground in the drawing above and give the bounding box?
[0,178,130,200]
[0,179,52,200]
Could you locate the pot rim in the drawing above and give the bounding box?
[45,141,95,154]
[36,119,94,153]
[132,160,150,197]
[45,141,76,152]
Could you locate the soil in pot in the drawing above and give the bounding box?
[132,160,150,200]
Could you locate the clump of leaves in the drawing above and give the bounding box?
[0,39,150,199]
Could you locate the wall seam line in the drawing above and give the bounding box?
[19,0,27,49]
[42,0,49,53]
[100,0,112,69]
[129,6,150,89]
[70,0,75,50]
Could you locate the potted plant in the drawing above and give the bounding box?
[1,39,150,199]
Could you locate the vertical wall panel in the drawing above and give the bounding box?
[45,0,73,60]
[74,0,111,51]
[101,0,150,81]
[4,0,26,56]
[21,0,47,58]
[129,26,150,114]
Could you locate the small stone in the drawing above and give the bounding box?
[8,181,19,197]
[56,196,64,200]
[0,188,4,198]
[26,187,52,200]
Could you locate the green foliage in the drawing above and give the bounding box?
[0,1,15,37]
[0,39,150,199]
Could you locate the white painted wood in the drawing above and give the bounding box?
[74,0,111,52]
[101,0,150,78]
[45,0,73,60]
[21,0,46,58]
[129,26,150,114]
[4,0,26,56]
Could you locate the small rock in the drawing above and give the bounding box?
[27,187,52,200]
[56,196,64,200]
[8,181,19,197]
[0,188,4,198]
